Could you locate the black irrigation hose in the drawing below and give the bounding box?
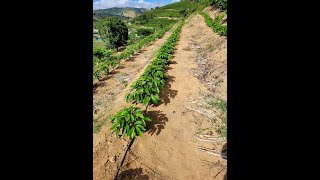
[114,137,136,180]
[114,107,148,180]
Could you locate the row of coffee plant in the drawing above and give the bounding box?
[93,24,175,81]
[93,48,119,80]
[198,11,227,36]
[109,18,186,140]
[116,24,174,60]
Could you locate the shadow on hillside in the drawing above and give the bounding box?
[168,60,177,64]
[157,75,178,106]
[145,110,168,136]
[93,81,106,93]
[117,65,126,69]
[117,168,149,180]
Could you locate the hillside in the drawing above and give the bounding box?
[131,1,204,21]
[93,1,227,179]
[93,7,148,19]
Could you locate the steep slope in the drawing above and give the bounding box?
[93,23,179,180]
[117,13,227,180]
[93,11,227,179]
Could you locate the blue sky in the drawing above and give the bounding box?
[93,0,180,10]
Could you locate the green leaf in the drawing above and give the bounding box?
[136,124,146,131]
[135,94,140,102]
[143,96,151,106]
[110,121,119,131]
[144,117,152,122]
[125,93,130,101]
[124,113,130,121]
[134,121,143,125]
[141,119,146,126]
[151,94,159,104]
[116,128,120,138]
[130,128,136,139]
[130,114,135,122]
[125,124,130,133]
[145,88,150,94]
[136,127,142,136]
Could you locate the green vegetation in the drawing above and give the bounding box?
[110,18,186,139]
[142,18,177,28]
[132,2,204,21]
[161,1,204,11]
[93,48,119,80]
[145,9,181,18]
[93,7,148,19]
[199,11,227,36]
[93,24,174,81]
[211,0,227,12]
[125,18,185,108]
[116,24,173,60]
[136,28,155,37]
[110,106,151,139]
[93,116,109,133]
[97,16,129,50]
[215,99,227,139]
[93,39,106,49]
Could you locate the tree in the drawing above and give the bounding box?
[98,16,129,50]
[179,9,187,17]
[211,0,227,11]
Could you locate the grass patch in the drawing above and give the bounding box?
[93,116,109,133]
[93,39,106,49]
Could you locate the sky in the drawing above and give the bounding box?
[93,0,181,10]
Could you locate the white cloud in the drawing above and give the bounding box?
[93,0,130,9]
[171,0,180,2]
[93,0,170,10]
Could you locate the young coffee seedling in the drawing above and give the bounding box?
[110,106,151,140]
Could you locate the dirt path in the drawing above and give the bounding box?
[93,12,227,180]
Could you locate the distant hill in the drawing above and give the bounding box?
[93,7,149,20]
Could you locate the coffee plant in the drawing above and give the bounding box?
[125,18,185,107]
[110,106,151,139]
[198,11,227,36]
[116,24,173,60]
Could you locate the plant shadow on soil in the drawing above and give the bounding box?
[117,65,126,69]
[157,74,178,106]
[93,81,106,94]
[117,168,149,180]
[145,110,168,136]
